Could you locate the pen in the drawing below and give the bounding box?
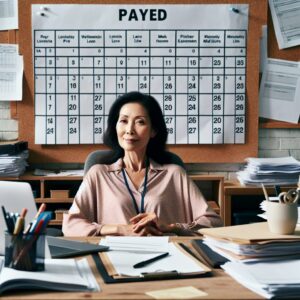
[1,206,14,233]
[133,252,169,269]
[13,208,28,235]
[261,183,269,201]
[34,203,46,219]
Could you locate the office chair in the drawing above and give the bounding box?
[84,149,185,175]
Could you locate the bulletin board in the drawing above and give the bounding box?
[12,0,268,163]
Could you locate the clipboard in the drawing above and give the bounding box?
[92,243,212,283]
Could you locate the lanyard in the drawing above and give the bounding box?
[121,163,149,214]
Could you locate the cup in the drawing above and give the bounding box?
[4,232,45,271]
[266,201,298,235]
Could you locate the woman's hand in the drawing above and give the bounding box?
[130,213,178,235]
[117,224,162,236]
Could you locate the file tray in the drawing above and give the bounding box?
[92,243,212,283]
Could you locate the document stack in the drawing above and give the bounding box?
[200,222,300,299]
[0,141,28,177]
[237,156,300,186]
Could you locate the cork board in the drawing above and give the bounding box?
[11,0,268,163]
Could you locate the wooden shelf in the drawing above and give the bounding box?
[36,198,74,204]
[259,118,300,129]
[1,171,224,227]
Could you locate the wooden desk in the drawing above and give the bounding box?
[1,237,262,300]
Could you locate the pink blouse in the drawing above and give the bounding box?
[62,158,223,236]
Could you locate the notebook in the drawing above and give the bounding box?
[47,236,109,258]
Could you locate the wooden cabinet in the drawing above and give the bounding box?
[1,173,224,228]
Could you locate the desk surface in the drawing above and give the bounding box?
[1,237,262,300]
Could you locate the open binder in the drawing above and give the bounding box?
[92,243,211,283]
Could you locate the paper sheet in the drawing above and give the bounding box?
[269,0,300,49]
[0,0,18,30]
[103,243,205,277]
[259,58,300,123]
[0,44,23,101]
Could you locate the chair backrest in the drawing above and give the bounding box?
[84,150,185,175]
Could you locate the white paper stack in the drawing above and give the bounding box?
[0,150,29,177]
[222,259,300,299]
[200,223,300,298]
[237,156,300,186]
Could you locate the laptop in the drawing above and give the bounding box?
[0,181,37,255]
[0,181,108,257]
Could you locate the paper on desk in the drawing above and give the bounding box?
[222,259,300,299]
[259,58,300,123]
[0,0,18,30]
[269,0,300,49]
[0,44,23,101]
[104,243,205,277]
[100,236,169,253]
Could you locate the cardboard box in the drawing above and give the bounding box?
[50,190,69,199]
[55,210,68,221]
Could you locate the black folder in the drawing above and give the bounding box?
[191,239,228,268]
[47,236,109,258]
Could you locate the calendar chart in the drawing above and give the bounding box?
[32,4,248,145]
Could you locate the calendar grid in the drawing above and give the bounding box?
[34,29,246,145]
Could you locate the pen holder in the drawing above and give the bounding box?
[4,231,45,271]
[266,201,298,235]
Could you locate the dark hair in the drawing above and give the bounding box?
[103,91,168,163]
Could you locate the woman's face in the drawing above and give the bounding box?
[116,102,155,154]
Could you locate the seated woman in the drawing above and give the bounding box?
[63,91,223,236]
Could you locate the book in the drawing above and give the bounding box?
[0,257,100,294]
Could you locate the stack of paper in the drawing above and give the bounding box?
[0,151,29,177]
[222,259,300,299]
[237,156,300,186]
[200,222,300,263]
[0,257,100,294]
[200,223,300,298]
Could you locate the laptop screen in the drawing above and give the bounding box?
[0,181,38,255]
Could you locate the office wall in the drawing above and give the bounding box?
[1,107,300,179]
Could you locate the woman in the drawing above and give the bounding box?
[62,91,223,236]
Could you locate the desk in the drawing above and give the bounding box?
[1,237,262,299]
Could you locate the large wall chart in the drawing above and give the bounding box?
[32,4,248,145]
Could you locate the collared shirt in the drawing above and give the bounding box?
[62,158,223,236]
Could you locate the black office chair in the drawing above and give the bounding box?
[84,150,185,175]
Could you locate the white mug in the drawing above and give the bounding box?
[266,201,298,235]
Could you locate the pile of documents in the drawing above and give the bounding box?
[200,222,300,299]
[0,141,29,177]
[237,156,300,186]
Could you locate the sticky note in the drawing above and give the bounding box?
[145,286,208,299]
